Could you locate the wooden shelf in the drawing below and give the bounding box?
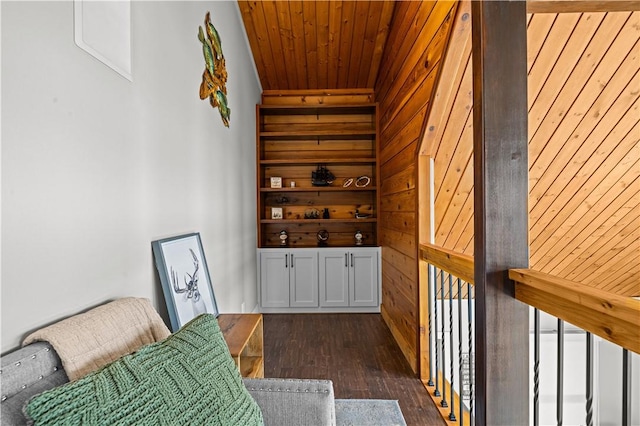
[218,314,264,379]
[259,104,376,115]
[257,93,379,248]
[261,218,376,224]
[261,244,380,249]
[260,130,375,139]
[260,186,376,192]
[260,158,375,165]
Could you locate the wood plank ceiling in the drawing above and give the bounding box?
[238,1,395,90]
[422,9,639,297]
[238,1,640,297]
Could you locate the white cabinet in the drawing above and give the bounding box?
[258,247,380,313]
[319,250,350,307]
[289,250,318,307]
[349,249,379,307]
[259,250,289,308]
[259,249,318,308]
[319,248,379,308]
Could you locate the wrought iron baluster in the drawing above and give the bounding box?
[557,319,564,426]
[622,348,631,426]
[585,332,593,426]
[433,267,441,397]
[441,271,448,408]
[427,264,434,387]
[448,274,456,421]
[534,308,540,426]
[458,278,464,426]
[467,282,474,425]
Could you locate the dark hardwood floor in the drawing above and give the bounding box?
[262,314,445,426]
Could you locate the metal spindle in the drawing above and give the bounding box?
[585,332,593,426]
[433,267,441,397]
[622,349,631,426]
[557,319,564,426]
[534,308,540,426]
[458,278,464,426]
[448,274,456,421]
[427,264,434,387]
[467,282,473,425]
[441,271,448,408]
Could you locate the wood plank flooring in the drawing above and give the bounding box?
[263,313,445,426]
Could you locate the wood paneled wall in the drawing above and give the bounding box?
[375,1,457,372]
[425,10,639,297]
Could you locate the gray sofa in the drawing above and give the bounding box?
[1,323,336,425]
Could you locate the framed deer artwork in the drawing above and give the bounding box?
[152,233,219,332]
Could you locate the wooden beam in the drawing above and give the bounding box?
[472,1,529,425]
[527,0,640,13]
[417,157,433,382]
[511,269,640,355]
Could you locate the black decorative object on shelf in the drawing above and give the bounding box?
[304,208,320,219]
[317,229,329,247]
[323,208,330,219]
[311,165,335,186]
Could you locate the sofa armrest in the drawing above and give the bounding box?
[243,378,336,426]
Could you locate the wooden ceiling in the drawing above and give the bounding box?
[238,1,639,296]
[237,1,395,90]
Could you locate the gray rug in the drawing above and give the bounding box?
[335,399,407,426]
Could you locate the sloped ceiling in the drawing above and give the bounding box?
[237,1,639,296]
[422,8,639,296]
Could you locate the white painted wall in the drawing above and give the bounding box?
[1,1,261,353]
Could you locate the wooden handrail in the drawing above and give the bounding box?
[511,269,640,355]
[420,243,475,285]
[419,244,639,353]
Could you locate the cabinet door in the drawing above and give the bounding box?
[259,250,289,308]
[289,251,318,307]
[319,250,349,307]
[349,250,379,307]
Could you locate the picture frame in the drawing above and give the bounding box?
[152,233,219,332]
[270,177,282,188]
[271,207,283,219]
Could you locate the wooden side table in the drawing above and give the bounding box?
[218,313,264,378]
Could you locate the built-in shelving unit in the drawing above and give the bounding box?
[256,91,379,248]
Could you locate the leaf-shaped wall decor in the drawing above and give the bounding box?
[198,12,230,127]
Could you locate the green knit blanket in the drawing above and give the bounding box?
[25,314,264,426]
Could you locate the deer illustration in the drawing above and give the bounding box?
[171,248,208,318]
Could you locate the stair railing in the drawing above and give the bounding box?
[511,269,640,426]
[421,244,640,426]
[421,243,475,426]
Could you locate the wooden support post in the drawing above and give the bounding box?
[472,1,529,425]
[418,155,434,381]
